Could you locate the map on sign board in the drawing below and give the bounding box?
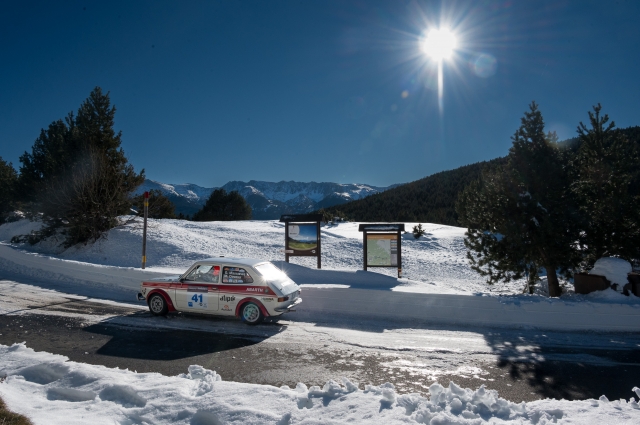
[366,234,398,266]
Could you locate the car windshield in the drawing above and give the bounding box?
[184,265,217,282]
[254,263,287,280]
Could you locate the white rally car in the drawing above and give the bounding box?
[137,258,302,325]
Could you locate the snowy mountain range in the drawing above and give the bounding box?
[136,179,399,219]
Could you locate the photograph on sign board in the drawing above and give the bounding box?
[287,224,317,251]
[367,234,398,266]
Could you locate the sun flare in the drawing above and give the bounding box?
[421,28,457,61]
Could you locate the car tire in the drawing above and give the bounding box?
[148,294,168,316]
[240,302,264,325]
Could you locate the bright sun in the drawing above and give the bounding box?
[421,28,457,61]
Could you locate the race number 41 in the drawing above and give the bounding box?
[187,293,208,309]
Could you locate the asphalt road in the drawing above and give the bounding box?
[1,296,639,403]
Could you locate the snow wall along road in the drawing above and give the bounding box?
[1,244,639,332]
[277,262,640,332]
[296,287,640,332]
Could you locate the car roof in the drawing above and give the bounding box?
[197,257,270,267]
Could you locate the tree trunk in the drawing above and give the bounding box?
[527,272,536,294]
[546,266,562,297]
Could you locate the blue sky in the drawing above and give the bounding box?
[2,0,639,188]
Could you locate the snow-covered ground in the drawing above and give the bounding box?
[1,218,638,332]
[0,218,483,293]
[1,341,639,424]
[1,218,640,423]
[3,217,635,297]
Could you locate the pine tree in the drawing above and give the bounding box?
[17,118,72,203]
[131,189,177,219]
[412,223,426,239]
[0,156,18,222]
[570,104,640,268]
[193,188,252,221]
[18,87,145,246]
[457,102,580,297]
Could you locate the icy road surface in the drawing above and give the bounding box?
[2,281,639,403]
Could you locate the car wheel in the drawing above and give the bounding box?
[240,302,264,325]
[148,294,168,316]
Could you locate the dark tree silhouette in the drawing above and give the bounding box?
[18,87,144,246]
[457,102,581,297]
[193,188,252,221]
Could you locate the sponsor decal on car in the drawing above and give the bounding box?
[221,304,231,311]
[222,266,254,284]
[261,297,274,302]
[187,285,209,292]
[246,287,263,292]
[220,295,236,302]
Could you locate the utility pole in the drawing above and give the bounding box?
[142,191,149,269]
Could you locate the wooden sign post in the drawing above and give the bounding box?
[141,191,149,269]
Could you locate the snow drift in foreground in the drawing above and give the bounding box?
[1,343,639,425]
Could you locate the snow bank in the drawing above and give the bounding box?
[2,219,640,331]
[1,343,638,425]
[590,257,632,286]
[0,244,169,302]
[297,287,640,332]
[0,219,495,294]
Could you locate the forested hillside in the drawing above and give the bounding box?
[327,126,639,226]
[325,158,506,225]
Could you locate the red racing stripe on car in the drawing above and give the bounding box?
[218,285,273,295]
[172,284,275,295]
[142,282,173,288]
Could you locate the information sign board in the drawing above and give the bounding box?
[280,214,323,269]
[359,224,404,278]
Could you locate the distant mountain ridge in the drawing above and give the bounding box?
[136,179,398,218]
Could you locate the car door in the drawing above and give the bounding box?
[218,265,258,315]
[176,264,220,313]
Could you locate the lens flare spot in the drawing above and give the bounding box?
[472,54,497,78]
[401,90,409,99]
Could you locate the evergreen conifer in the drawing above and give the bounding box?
[131,189,177,219]
[18,87,144,246]
[0,157,18,223]
[457,102,580,297]
[193,188,252,221]
[570,104,640,268]
[412,223,425,239]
